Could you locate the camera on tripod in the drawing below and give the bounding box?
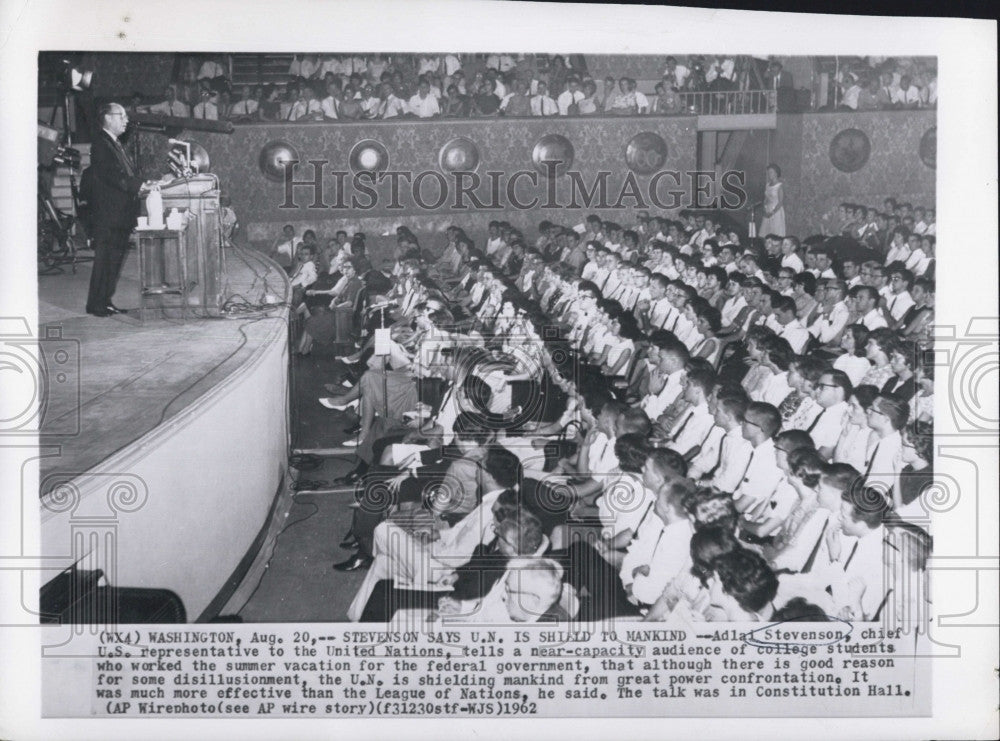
[52,145,81,169]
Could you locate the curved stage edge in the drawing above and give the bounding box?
[39,249,291,623]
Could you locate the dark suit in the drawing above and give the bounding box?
[86,129,143,313]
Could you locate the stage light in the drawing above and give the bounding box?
[61,59,93,91]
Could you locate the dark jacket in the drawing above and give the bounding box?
[87,129,144,231]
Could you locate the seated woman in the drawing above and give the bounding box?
[859,327,897,389]
[881,339,917,401]
[833,324,873,387]
[832,384,880,470]
[298,258,364,355]
[892,420,933,523]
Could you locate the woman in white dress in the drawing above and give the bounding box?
[759,163,786,238]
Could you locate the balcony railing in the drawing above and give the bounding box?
[678,89,776,116]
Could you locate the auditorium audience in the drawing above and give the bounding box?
[142,52,937,628]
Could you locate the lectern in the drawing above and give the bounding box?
[144,174,224,315]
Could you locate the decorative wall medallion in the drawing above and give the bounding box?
[531,133,574,178]
[349,139,390,174]
[919,127,936,169]
[258,140,299,182]
[625,132,668,174]
[829,128,871,173]
[438,136,481,172]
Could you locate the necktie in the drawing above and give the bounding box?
[737,448,756,493]
[842,539,859,571]
[807,408,826,433]
[705,432,726,479]
[112,137,135,177]
[800,519,829,574]
[627,501,656,546]
[863,442,881,480]
[671,410,694,442]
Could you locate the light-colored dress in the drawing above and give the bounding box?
[760,181,786,237]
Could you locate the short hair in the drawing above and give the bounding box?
[821,462,862,492]
[615,432,652,474]
[717,389,750,421]
[619,407,652,436]
[841,486,890,529]
[875,393,910,431]
[772,597,830,622]
[689,525,740,584]
[745,402,782,438]
[822,369,854,399]
[788,448,825,488]
[889,267,915,289]
[772,295,796,315]
[682,486,737,532]
[775,429,816,456]
[647,447,689,480]
[763,336,794,371]
[852,384,881,410]
[498,507,545,554]
[713,548,779,614]
[483,445,523,489]
[792,271,817,295]
[686,367,716,398]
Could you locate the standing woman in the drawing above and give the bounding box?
[759,163,786,238]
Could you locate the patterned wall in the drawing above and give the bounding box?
[137,116,698,248]
[91,53,175,100]
[796,109,937,233]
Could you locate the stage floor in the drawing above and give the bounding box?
[37,246,289,496]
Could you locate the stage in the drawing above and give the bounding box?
[37,244,294,621]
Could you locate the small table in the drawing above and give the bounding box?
[136,226,189,321]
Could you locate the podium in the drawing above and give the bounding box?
[143,174,224,315]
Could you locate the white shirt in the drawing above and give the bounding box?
[778,318,810,354]
[862,430,904,491]
[149,100,190,117]
[320,95,339,119]
[833,354,872,387]
[808,301,850,344]
[806,400,850,452]
[822,525,886,619]
[596,473,653,540]
[530,95,558,117]
[408,93,440,118]
[781,253,804,273]
[629,518,695,606]
[905,248,930,276]
[230,98,258,117]
[733,438,784,508]
[290,260,318,289]
[886,290,915,321]
[649,297,673,329]
[756,371,793,407]
[666,402,714,458]
[861,308,888,331]
[711,428,755,494]
[721,294,747,328]
[642,369,685,420]
[557,89,585,115]
[380,95,408,119]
